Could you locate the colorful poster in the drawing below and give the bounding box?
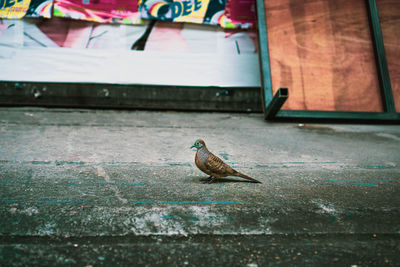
[140,0,225,25]
[0,0,52,18]
[53,0,142,24]
[1,0,32,18]
[25,0,53,17]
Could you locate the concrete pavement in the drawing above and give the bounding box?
[0,107,399,266]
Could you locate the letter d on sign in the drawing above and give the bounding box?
[170,1,182,19]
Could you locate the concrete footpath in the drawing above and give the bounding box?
[0,107,399,266]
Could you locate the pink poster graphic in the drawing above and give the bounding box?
[53,0,142,24]
[221,0,256,29]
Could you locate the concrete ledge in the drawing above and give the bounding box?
[0,82,262,112]
[1,234,399,266]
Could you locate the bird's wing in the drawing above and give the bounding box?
[204,153,234,177]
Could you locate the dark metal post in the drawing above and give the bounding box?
[264,88,289,120]
[366,0,396,113]
[256,0,273,107]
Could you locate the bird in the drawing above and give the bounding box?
[190,139,261,184]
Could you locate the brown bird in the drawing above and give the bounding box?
[190,139,261,184]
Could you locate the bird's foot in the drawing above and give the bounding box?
[202,176,216,184]
[200,176,212,182]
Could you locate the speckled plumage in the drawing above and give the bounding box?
[191,139,261,184]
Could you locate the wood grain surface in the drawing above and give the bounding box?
[377,0,400,112]
[264,0,384,112]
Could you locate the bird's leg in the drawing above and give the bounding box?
[202,176,212,184]
[204,176,216,184]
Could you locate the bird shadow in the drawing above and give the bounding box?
[188,176,259,184]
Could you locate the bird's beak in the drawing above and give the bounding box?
[190,145,196,150]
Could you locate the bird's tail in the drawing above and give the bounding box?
[234,171,262,183]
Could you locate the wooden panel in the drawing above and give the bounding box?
[376,0,400,112]
[264,0,383,112]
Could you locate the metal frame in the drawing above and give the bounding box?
[257,0,400,122]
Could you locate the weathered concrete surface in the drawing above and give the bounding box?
[1,235,398,266]
[0,108,400,266]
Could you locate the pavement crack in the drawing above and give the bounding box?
[95,166,128,204]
